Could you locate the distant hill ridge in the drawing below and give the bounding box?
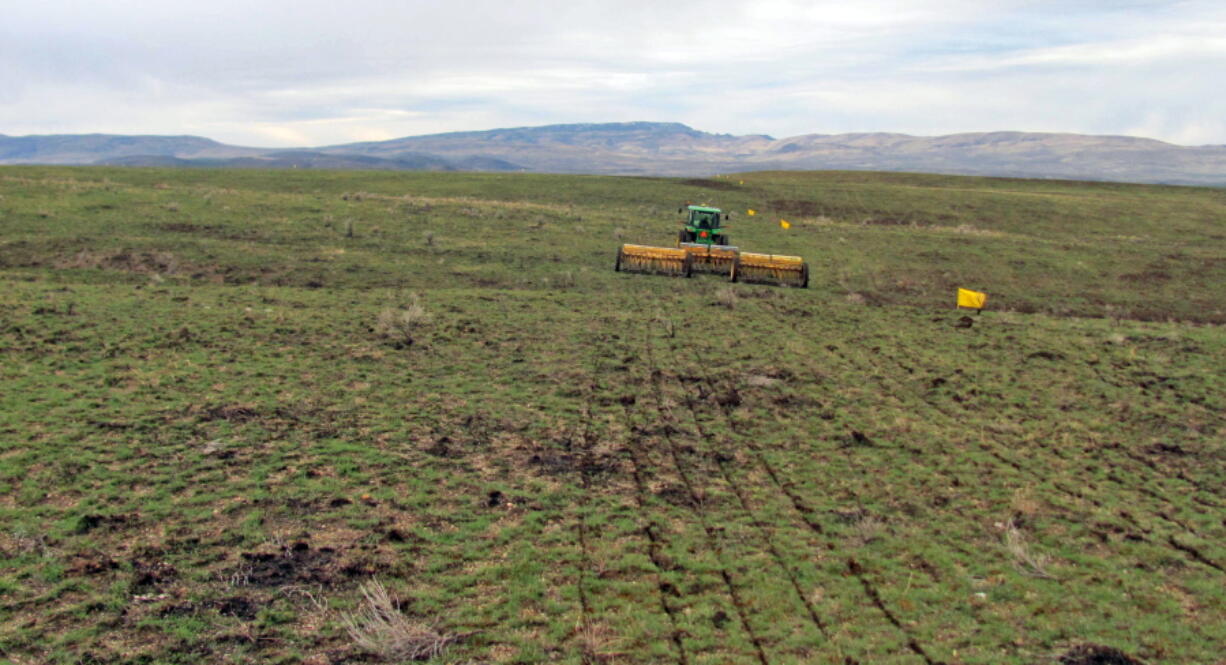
[3,122,1224,185]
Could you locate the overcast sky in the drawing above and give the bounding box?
[3,1,1224,147]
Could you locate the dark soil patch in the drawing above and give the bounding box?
[769,199,826,216]
[73,512,133,534]
[527,451,617,477]
[55,249,190,275]
[214,595,259,620]
[1059,644,1146,665]
[715,387,741,408]
[234,542,337,587]
[157,222,224,234]
[131,557,178,591]
[655,484,692,508]
[67,551,118,576]
[155,222,257,241]
[1027,350,1065,361]
[425,436,462,458]
[1118,271,1171,283]
[1144,442,1190,456]
[197,403,262,423]
[842,430,874,448]
[680,178,740,191]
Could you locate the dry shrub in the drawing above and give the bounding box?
[1004,524,1054,579]
[577,621,624,663]
[375,295,430,347]
[342,579,463,661]
[852,514,886,546]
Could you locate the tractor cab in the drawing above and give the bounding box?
[679,205,729,245]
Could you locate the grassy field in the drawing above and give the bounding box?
[0,166,1223,664]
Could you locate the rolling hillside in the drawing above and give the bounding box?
[4,122,1226,184]
[0,166,1223,664]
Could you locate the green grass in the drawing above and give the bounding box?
[0,166,1223,664]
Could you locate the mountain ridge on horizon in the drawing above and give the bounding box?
[3,122,1224,186]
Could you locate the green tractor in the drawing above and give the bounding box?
[616,202,809,287]
[678,205,730,246]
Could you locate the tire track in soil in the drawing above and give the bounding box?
[902,343,1224,519]
[864,343,1225,571]
[705,318,1217,658]
[1079,362,1224,509]
[802,342,1148,545]
[633,332,772,665]
[617,404,693,665]
[823,341,1224,575]
[653,365,836,651]
[673,359,940,665]
[577,351,691,665]
[570,394,597,663]
[763,300,1224,502]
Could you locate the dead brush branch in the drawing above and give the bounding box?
[1004,523,1055,579]
[342,579,465,661]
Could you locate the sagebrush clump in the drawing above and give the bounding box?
[375,295,430,347]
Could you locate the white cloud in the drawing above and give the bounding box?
[1,0,1224,145]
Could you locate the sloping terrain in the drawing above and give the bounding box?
[5,123,1226,184]
[0,167,1223,664]
[0,134,263,165]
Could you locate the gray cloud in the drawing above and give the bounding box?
[2,1,1223,145]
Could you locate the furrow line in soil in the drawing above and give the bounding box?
[674,396,833,641]
[658,369,841,652]
[870,348,1226,570]
[579,345,690,665]
[822,343,1225,575]
[638,336,772,665]
[876,343,1223,517]
[679,362,941,665]
[573,397,597,661]
[615,405,692,665]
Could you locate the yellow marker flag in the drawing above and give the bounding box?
[747,209,757,216]
[780,219,791,229]
[957,288,988,309]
